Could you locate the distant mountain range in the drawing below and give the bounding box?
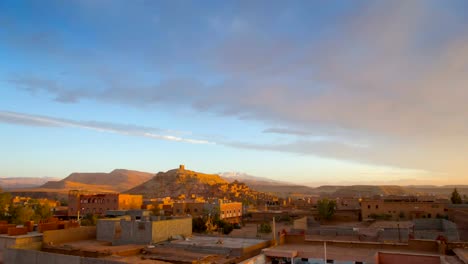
[0,177,60,189]
[3,168,467,199]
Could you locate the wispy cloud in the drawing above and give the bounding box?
[0,111,213,145]
[263,128,315,136]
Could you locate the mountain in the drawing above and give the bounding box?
[125,166,276,203]
[0,177,60,189]
[13,169,154,194]
[219,172,289,186]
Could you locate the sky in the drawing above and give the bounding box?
[1,0,468,186]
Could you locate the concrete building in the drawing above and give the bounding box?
[173,199,243,224]
[68,190,142,217]
[97,215,192,245]
[446,204,468,241]
[361,197,448,220]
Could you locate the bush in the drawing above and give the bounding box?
[81,213,98,226]
[215,219,234,235]
[192,217,207,233]
[259,222,272,233]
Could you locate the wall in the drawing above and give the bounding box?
[4,248,129,264]
[282,234,440,253]
[43,226,96,244]
[116,220,152,245]
[173,202,205,217]
[69,192,120,217]
[376,252,441,264]
[220,202,243,223]
[361,200,447,220]
[96,219,121,242]
[109,217,192,245]
[0,234,42,250]
[118,194,143,210]
[239,253,266,264]
[151,217,192,243]
[378,228,410,243]
[293,217,307,230]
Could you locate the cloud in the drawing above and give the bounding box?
[3,1,468,177]
[263,128,310,136]
[0,111,212,145]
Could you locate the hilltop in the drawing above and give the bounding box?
[125,166,276,203]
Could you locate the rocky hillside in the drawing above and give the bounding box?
[125,166,276,203]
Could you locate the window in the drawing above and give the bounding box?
[376,205,379,209]
[368,205,370,209]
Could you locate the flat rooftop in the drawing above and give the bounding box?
[0,231,43,239]
[170,235,268,249]
[270,243,442,263]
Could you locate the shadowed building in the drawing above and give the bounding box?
[361,197,448,220]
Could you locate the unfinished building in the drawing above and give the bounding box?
[97,215,192,245]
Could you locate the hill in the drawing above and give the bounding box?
[126,166,228,198]
[13,169,153,195]
[125,166,276,203]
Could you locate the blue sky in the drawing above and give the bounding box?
[1,1,468,185]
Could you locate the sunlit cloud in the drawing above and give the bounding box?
[0,111,213,145]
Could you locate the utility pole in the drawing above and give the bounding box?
[272,216,276,246]
[324,241,327,262]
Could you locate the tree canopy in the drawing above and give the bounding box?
[451,188,462,204]
[317,199,336,220]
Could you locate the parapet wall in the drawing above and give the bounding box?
[376,252,441,264]
[282,234,440,253]
[43,226,97,245]
[4,248,130,264]
[151,217,192,243]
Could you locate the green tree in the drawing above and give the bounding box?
[34,203,52,222]
[451,188,462,204]
[214,219,234,235]
[317,199,336,220]
[0,192,12,220]
[10,205,34,224]
[80,213,98,226]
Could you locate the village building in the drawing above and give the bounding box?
[67,190,142,217]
